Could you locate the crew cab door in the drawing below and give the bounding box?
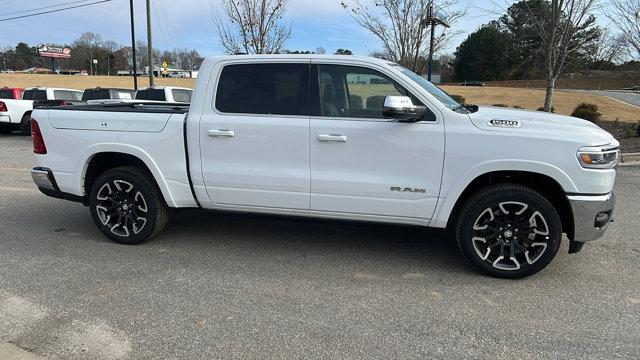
[199,61,311,209]
[309,62,445,220]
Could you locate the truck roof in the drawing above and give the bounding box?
[25,87,83,92]
[139,86,192,91]
[205,54,394,66]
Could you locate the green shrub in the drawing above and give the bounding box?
[571,103,601,122]
[537,106,555,113]
[492,103,509,107]
[624,123,640,138]
[450,94,465,104]
[624,127,637,139]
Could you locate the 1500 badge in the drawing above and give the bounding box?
[390,187,426,193]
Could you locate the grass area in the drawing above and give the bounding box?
[1,73,637,122]
[0,73,195,90]
[441,85,639,122]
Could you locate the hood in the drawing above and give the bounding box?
[467,106,618,147]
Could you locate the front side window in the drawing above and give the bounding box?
[317,65,427,119]
[215,63,309,116]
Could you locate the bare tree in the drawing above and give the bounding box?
[588,30,627,68]
[341,0,466,72]
[523,0,598,111]
[211,0,292,54]
[607,0,640,58]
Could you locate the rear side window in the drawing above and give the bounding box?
[23,89,47,100]
[215,63,309,116]
[136,89,166,101]
[171,89,192,103]
[116,91,134,99]
[82,89,110,100]
[53,90,78,101]
[0,89,19,99]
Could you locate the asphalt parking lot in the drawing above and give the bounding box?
[560,89,640,108]
[1,133,639,360]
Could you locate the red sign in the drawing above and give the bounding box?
[37,45,71,59]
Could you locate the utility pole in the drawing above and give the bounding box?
[425,4,449,82]
[427,5,435,82]
[145,0,154,86]
[130,0,138,90]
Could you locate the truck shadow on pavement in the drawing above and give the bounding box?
[157,208,473,277]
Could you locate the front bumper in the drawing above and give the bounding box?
[31,167,85,204]
[568,192,615,243]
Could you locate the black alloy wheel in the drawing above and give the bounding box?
[89,166,168,244]
[455,184,562,278]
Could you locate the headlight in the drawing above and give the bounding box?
[577,145,619,169]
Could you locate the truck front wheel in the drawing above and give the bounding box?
[455,184,562,279]
[89,166,169,245]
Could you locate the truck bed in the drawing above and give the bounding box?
[43,101,190,114]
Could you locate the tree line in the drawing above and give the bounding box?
[212,0,639,111]
[0,32,204,75]
[452,0,639,82]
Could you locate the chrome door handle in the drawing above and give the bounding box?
[318,134,347,142]
[208,129,235,137]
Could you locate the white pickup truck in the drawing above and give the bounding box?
[134,86,193,103]
[30,55,619,278]
[0,87,83,134]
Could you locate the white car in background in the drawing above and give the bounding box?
[0,87,83,134]
[134,86,193,103]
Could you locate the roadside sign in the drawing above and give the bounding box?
[37,45,71,59]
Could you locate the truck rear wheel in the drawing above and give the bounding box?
[454,184,562,279]
[89,166,169,245]
[20,114,32,135]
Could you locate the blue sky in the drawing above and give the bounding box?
[0,0,509,56]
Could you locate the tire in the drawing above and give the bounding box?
[454,184,562,279]
[89,166,169,245]
[19,114,32,135]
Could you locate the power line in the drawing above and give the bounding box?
[0,0,92,17]
[0,0,112,22]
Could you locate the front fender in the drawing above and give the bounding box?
[429,159,577,228]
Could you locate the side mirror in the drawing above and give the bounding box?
[382,96,427,122]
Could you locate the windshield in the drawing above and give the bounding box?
[393,65,460,110]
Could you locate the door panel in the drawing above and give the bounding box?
[310,63,445,219]
[200,62,310,209]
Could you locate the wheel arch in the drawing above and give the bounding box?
[22,110,33,121]
[446,170,574,239]
[80,145,178,207]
